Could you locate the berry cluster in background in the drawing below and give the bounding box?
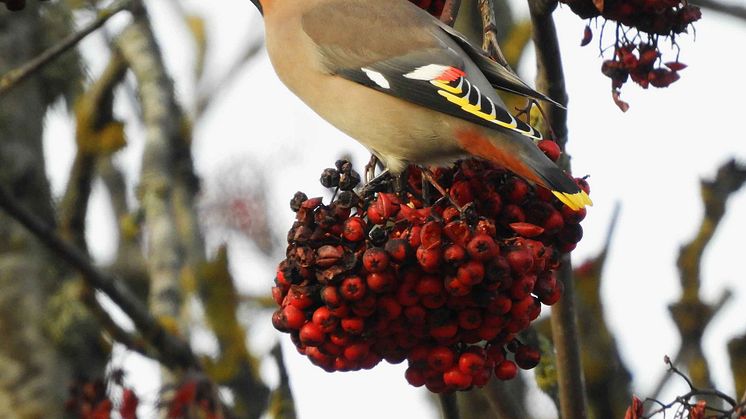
[563,0,701,111]
[271,142,589,393]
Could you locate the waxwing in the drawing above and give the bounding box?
[249,0,592,210]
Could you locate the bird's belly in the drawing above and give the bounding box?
[299,75,466,173]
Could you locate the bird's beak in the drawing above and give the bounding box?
[249,0,263,15]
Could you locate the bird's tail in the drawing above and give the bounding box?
[520,149,592,211]
[456,128,592,211]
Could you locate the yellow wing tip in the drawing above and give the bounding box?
[552,190,593,211]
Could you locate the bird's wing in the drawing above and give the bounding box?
[301,0,542,140]
[434,22,565,108]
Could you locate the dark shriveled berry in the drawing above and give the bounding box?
[320,168,340,188]
[289,191,308,212]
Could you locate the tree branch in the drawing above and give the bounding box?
[693,0,746,21]
[0,184,200,371]
[439,393,460,419]
[527,0,586,417]
[60,53,128,250]
[0,0,130,98]
[479,0,510,65]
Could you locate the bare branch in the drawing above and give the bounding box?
[693,0,746,21]
[0,0,130,98]
[479,0,510,64]
[81,286,154,359]
[60,53,128,249]
[527,0,586,417]
[269,344,297,419]
[439,393,460,419]
[0,184,200,371]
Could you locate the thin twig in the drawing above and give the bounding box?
[478,0,509,64]
[0,185,200,371]
[0,0,130,98]
[81,287,154,359]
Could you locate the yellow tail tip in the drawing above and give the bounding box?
[551,190,593,211]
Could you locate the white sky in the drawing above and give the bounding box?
[41,0,746,418]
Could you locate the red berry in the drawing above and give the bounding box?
[405,367,426,387]
[341,317,365,334]
[283,305,306,330]
[404,305,427,324]
[285,286,313,310]
[509,222,545,238]
[494,360,518,380]
[457,308,482,330]
[575,177,590,194]
[377,296,402,320]
[271,286,285,305]
[504,178,530,203]
[514,345,541,369]
[444,276,471,297]
[384,238,410,262]
[430,321,458,340]
[363,247,389,273]
[340,276,367,301]
[311,306,338,333]
[467,234,499,261]
[420,221,443,250]
[538,139,561,162]
[443,366,472,390]
[344,342,370,362]
[449,180,474,207]
[456,260,485,286]
[396,280,420,306]
[561,205,587,224]
[342,217,366,242]
[443,220,472,247]
[366,271,394,293]
[427,346,455,372]
[475,219,496,237]
[299,322,325,347]
[458,352,486,375]
[416,247,441,272]
[443,244,466,264]
[506,249,533,275]
[501,204,526,224]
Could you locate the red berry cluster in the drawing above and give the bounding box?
[563,0,700,110]
[408,0,446,17]
[272,149,588,393]
[64,370,138,419]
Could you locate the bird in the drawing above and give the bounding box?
[247,0,592,211]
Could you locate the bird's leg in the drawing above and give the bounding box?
[421,167,465,212]
[365,154,379,184]
[395,167,409,201]
[359,168,392,199]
